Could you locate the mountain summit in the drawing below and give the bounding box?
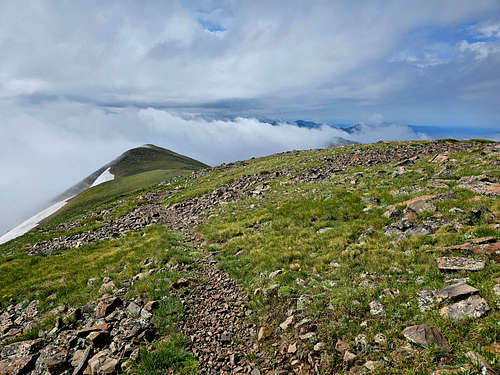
[0,145,207,244]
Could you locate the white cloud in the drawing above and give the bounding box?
[458,40,500,60]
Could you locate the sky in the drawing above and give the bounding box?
[1,0,500,234]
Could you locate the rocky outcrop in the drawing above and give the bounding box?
[0,293,157,375]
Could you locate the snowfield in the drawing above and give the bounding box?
[0,168,115,245]
[90,168,114,187]
[0,196,74,245]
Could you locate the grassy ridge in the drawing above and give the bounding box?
[0,140,498,373]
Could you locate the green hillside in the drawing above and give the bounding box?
[110,144,208,178]
[0,140,498,375]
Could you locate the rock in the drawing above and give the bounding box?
[430,154,449,163]
[299,332,316,341]
[143,301,159,311]
[44,351,70,375]
[257,327,272,341]
[440,295,490,320]
[171,278,189,289]
[87,278,96,286]
[465,351,497,375]
[392,167,407,178]
[435,282,478,302]
[314,342,325,351]
[279,315,294,330]
[126,302,141,315]
[416,290,436,312]
[335,339,348,354]
[369,301,384,315]
[373,333,386,345]
[296,294,312,310]
[402,324,449,352]
[269,269,282,279]
[494,284,500,296]
[0,356,38,375]
[220,331,231,344]
[431,239,500,263]
[140,309,152,320]
[343,351,357,363]
[364,360,381,371]
[435,257,485,271]
[87,331,110,348]
[76,323,112,338]
[98,281,116,294]
[95,297,122,318]
[383,207,401,219]
[317,227,333,234]
[287,342,297,354]
[72,346,91,375]
[457,175,500,197]
[87,351,118,375]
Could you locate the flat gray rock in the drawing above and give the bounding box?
[435,282,478,302]
[440,295,490,320]
[402,324,449,353]
[435,257,485,271]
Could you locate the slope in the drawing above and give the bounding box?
[0,139,498,375]
[0,144,208,245]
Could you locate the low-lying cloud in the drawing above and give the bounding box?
[0,101,429,235]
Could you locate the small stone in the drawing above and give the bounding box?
[355,334,368,347]
[317,227,333,234]
[279,315,294,330]
[299,332,316,341]
[287,342,297,354]
[257,327,272,341]
[465,351,495,374]
[127,302,141,315]
[369,300,384,315]
[296,294,312,310]
[364,360,380,371]
[140,309,152,320]
[144,300,159,311]
[402,324,449,352]
[87,278,97,286]
[416,290,436,312]
[171,278,189,289]
[335,339,348,354]
[95,297,122,318]
[314,342,325,351]
[220,331,231,344]
[430,154,449,163]
[343,351,357,363]
[98,281,116,294]
[269,269,282,279]
[435,257,485,271]
[440,295,490,320]
[374,333,386,344]
[493,284,500,296]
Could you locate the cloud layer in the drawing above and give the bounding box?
[1,1,499,234]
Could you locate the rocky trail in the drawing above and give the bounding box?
[1,140,499,374]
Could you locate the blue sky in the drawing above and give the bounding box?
[0,0,499,233]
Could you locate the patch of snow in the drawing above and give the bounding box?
[0,196,74,245]
[90,168,114,187]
